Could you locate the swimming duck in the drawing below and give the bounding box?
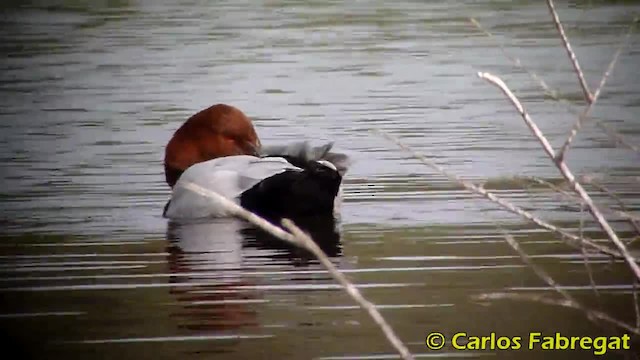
[163,142,350,221]
[164,104,260,188]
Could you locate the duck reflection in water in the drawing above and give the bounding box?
[165,214,343,332]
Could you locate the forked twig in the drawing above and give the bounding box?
[468,17,640,153]
[556,18,637,162]
[545,0,593,103]
[180,181,415,360]
[477,72,640,281]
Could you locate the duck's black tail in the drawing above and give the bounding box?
[240,160,342,220]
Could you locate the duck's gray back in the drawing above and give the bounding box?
[259,141,351,176]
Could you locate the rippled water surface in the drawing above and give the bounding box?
[1,0,640,359]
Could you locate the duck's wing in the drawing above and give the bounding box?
[259,141,351,176]
[164,156,299,220]
[238,157,301,190]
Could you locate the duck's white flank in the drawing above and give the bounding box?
[164,155,300,219]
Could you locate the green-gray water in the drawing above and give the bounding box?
[1,1,639,359]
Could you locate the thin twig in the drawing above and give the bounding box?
[180,181,415,360]
[486,196,610,330]
[477,71,640,281]
[377,130,618,257]
[474,292,640,335]
[546,0,593,103]
[478,73,556,158]
[556,19,637,162]
[181,182,300,243]
[583,178,640,237]
[468,18,558,99]
[595,121,640,153]
[469,17,640,153]
[580,202,602,302]
[502,232,574,301]
[526,176,640,223]
[500,230,614,330]
[282,220,415,360]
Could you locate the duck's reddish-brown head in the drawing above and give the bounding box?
[164,104,260,187]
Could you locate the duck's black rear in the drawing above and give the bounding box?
[240,161,342,220]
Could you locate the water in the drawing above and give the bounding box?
[1,0,640,359]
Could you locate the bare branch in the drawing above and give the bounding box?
[546,0,593,103]
[557,18,637,162]
[477,72,640,281]
[180,181,415,360]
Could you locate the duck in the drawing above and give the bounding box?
[163,142,350,221]
[164,104,260,188]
